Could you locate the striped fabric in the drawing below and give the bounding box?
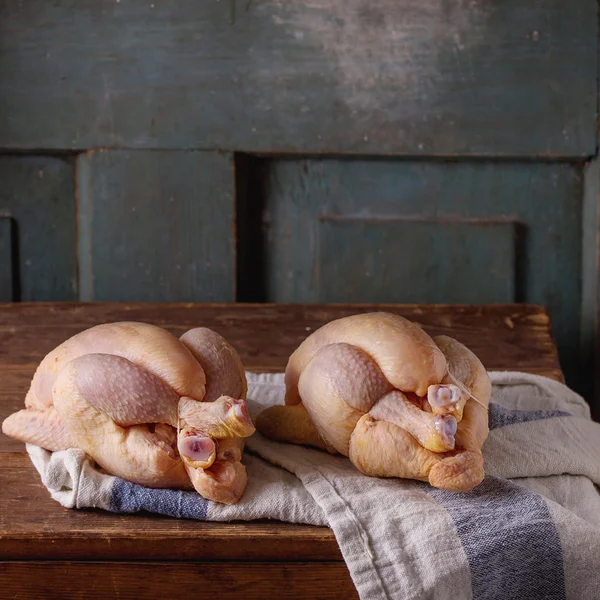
[27,372,600,600]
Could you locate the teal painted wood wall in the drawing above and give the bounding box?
[0,0,598,412]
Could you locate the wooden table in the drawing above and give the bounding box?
[0,303,563,599]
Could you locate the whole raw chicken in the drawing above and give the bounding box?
[256,312,491,491]
[2,322,255,504]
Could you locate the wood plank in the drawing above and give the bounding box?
[77,151,235,302]
[0,561,358,600]
[318,218,516,303]
[0,156,76,300]
[0,453,339,562]
[0,1,595,156]
[0,217,12,301]
[260,160,582,385]
[0,302,563,374]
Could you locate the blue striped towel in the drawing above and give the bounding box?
[28,372,600,600]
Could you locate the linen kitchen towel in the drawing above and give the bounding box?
[27,372,600,600]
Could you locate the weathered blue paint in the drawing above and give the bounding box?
[77,150,236,302]
[317,218,516,304]
[259,159,583,384]
[0,0,595,156]
[0,156,76,301]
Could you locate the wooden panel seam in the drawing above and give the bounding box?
[76,152,94,301]
[0,216,13,302]
[319,215,519,224]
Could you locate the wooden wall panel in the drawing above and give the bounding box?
[256,159,582,382]
[317,218,516,304]
[0,156,76,301]
[77,150,235,302]
[0,217,13,301]
[0,0,595,156]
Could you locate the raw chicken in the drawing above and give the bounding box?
[256,312,491,491]
[2,322,255,504]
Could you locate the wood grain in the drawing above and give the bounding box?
[0,217,12,301]
[0,156,76,301]
[0,561,358,600]
[259,159,582,385]
[0,0,595,156]
[77,151,235,302]
[0,453,338,561]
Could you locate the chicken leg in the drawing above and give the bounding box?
[369,390,457,453]
[177,327,255,503]
[258,342,458,455]
[52,353,190,489]
[349,414,485,491]
[255,403,335,453]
